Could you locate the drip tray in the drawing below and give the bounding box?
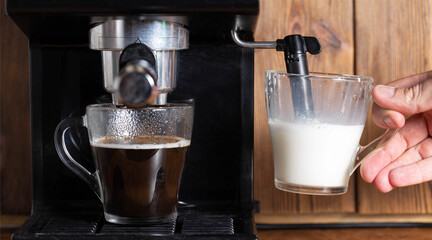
[15,209,256,239]
[38,216,233,236]
[100,221,176,235]
[41,218,99,234]
[181,216,234,235]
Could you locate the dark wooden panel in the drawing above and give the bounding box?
[257,228,432,240]
[0,0,31,214]
[254,0,356,214]
[255,213,432,224]
[355,0,432,214]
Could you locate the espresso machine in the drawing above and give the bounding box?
[7,0,257,239]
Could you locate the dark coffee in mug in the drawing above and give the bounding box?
[55,103,193,224]
[90,135,190,220]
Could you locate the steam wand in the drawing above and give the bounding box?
[232,30,321,119]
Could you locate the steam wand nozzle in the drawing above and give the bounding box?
[276,35,321,119]
[231,30,322,119]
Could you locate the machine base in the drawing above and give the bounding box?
[12,205,257,240]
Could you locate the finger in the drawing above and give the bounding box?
[387,71,432,88]
[371,71,432,128]
[388,138,432,187]
[397,114,429,147]
[373,138,432,192]
[389,158,432,187]
[360,114,429,183]
[371,103,405,129]
[372,78,432,115]
[426,111,432,136]
[360,131,407,183]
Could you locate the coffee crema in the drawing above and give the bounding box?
[90,135,190,220]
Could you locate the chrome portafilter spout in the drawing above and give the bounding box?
[232,30,321,119]
[90,17,189,107]
[115,43,158,107]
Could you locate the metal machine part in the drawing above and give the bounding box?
[90,17,189,106]
[114,43,158,107]
[115,59,156,107]
[232,30,321,119]
[232,30,321,71]
[231,30,276,49]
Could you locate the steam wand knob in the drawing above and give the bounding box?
[114,43,158,108]
[276,35,321,75]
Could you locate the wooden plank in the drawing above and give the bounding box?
[255,213,432,224]
[257,228,432,240]
[254,0,355,214]
[355,0,432,214]
[0,214,28,240]
[0,214,28,228]
[1,229,16,240]
[0,0,32,214]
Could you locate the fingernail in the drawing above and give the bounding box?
[377,85,396,98]
[383,116,395,127]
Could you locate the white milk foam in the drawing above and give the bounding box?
[268,120,364,187]
[91,138,191,150]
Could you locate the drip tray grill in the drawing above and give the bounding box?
[40,218,99,234]
[33,214,239,237]
[181,215,234,235]
[100,221,176,235]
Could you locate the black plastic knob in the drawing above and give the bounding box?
[276,35,321,75]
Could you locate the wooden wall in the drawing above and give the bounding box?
[354,0,432,215]
[254,0,432,222]
[2,0,432,223]
[0,0,31,214]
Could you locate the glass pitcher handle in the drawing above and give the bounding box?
[350,128,399,176]
[54,116,101,200]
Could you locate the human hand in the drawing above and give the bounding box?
[360,71,432,192]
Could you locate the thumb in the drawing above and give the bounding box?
[373,79,432,115]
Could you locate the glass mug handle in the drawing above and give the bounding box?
[350,128,399,176]
[54,116,101,200]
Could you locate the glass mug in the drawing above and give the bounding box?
[265,71,396,195]
[54,103,193,224]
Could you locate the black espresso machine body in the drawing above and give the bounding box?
[7,0,258,239]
